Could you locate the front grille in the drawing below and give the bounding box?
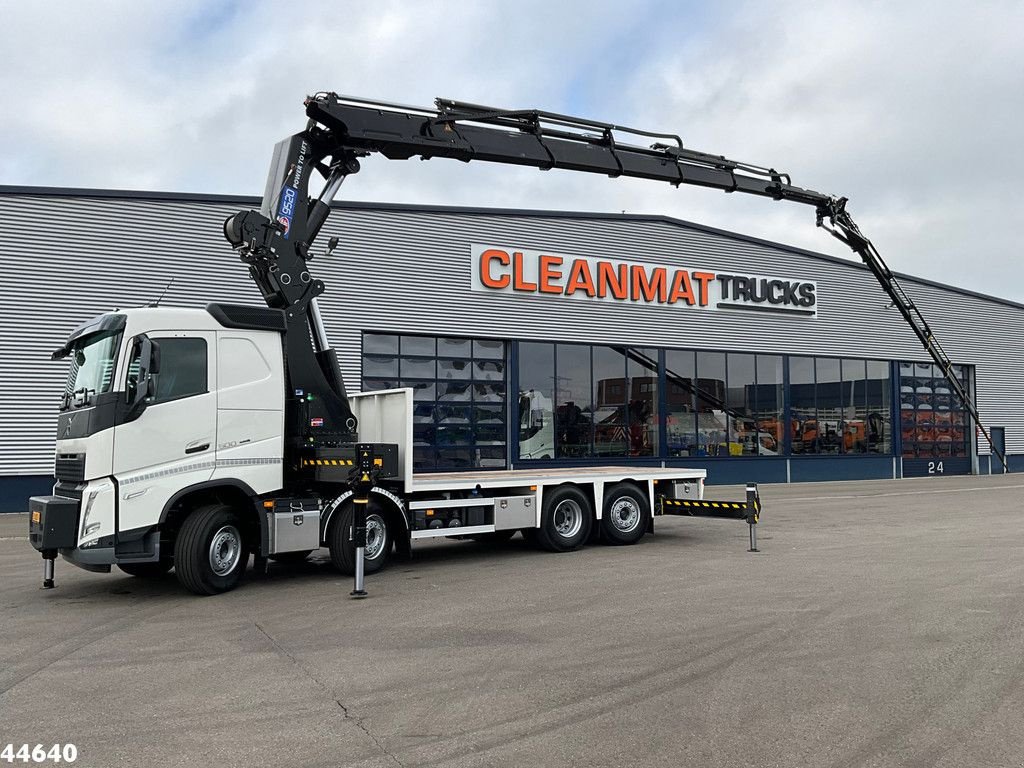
[54,481,84,501]
[55,454,86,482]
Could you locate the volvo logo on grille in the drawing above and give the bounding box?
[293,514,303,526]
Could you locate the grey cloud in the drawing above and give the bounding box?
[2,1,1021,301]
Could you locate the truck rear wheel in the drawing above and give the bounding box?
[327,500,391,576]
[600,483,649,545]
[537,485,592,552]
[174,504,249,595]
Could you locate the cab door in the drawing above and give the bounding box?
[112,332,218,534]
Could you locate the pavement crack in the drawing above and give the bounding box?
[335,699,406,768]
[253,621,405,768]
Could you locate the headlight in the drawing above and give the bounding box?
[80,490,99,539]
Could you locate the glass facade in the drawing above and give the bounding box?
[362,333,506,471]
[898,362,970,458]
[516,345,900,462]
[790,356,891,455]
[515,343,659,460]
[363,332,971,470]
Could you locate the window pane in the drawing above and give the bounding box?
[665,349,696,457]
[473,360,504,381]
[866,360,891,454]
[438,337,471,357]
[814,358,842,455]
[401,336,435,356]
[593,346,628,457]
[790,356,815,454]
[363,334,398,355]
[473,339,504,359]
[401,357,436,378]
[474,382,505,403]
[437,404,472,423]
[436,381,472,401]
[559,344,594,457]
[363,355,399,378]
[438,359,472,380]
[727,353,757,456]
[474,405,504,424]
[363,332,508,471]
[841,359,867,454]
[152,338,207,402]
[518,342,554,460]
[755,355,783,456]
[628,348,658,456]
[695,351,728,457]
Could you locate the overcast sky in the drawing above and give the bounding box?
[3,1,1022,300]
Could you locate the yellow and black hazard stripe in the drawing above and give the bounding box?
[661,499,746,510]
[301,458,356,467]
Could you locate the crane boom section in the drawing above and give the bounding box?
[222,93,1004,468]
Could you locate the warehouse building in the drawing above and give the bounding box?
[1,186,1020,509]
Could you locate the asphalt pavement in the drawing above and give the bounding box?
[2,474,1023,768]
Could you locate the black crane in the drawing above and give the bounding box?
[223,93,1004,471]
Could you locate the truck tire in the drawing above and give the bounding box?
[600,483,649,545]
[174,503,249,595]
[536,485,592,552]
[118,561,172,578]
[327,500,391,576]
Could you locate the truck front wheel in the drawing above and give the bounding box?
[327,501,391,576]
[174,504,249,595]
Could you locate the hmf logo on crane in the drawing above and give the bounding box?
[471,245,817,316]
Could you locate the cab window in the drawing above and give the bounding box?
[129,337,208,404]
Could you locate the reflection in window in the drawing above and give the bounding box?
[518,342,554,460]
[727,353,757,456]
[665,350,696,457]
[899,360,967,458]
[815,357,842,455]
[866,360,891,454]
[560,344,593,457]
[363,333,506,471]
[790,356,816,454]
[627,348,658,456]
[695,352,728,457]
[755,355,783,456]
[149,338,208,403]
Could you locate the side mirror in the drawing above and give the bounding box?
[127,335,158,412]
[150,339,161,375]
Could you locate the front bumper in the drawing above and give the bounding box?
[29,490,116,571]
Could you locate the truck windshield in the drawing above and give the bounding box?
[64,329,122,401]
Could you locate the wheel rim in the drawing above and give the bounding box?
[364,513,387,560]
[553,499,584,539]
[609,496,641,533]
[209,524,242,576]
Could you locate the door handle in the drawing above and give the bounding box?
[185,442,210,455]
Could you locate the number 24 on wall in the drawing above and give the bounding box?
[927,461,944,474]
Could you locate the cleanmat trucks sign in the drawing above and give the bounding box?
[471,244,817,317]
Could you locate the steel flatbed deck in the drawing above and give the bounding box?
[409,466,707,493]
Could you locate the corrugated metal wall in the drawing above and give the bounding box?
[2,189,1021,477]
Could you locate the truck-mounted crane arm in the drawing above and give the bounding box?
[223,93,1003,469]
